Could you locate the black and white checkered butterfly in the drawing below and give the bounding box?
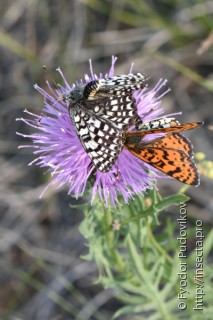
[62,73,148,172]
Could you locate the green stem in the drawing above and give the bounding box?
[127,235,171,320]
[178,184,189,194]
[151,50,213,92]
[102,202,125,271]
[147,223,173,264]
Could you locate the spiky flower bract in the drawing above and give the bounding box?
[17,56,172,206]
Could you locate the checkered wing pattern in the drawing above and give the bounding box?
[83,73,148,130]
[84,95,139,131]
[70,104,123,172]
[67,73,148,171]
[84,73,148,99]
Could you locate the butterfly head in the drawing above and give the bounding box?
[59,86,85,104]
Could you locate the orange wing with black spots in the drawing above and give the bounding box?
[124,122,203,186]
[149,133,193,157]
[127,141,199,185]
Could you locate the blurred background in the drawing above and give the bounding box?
[0,1,212,319]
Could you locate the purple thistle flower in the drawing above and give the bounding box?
[17,56,174,206]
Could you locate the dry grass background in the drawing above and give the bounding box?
[0,1,213,319]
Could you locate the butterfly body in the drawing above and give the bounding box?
[137,117,179,131]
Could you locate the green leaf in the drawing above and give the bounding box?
[152,51,213,92]
[122,193,189,225]
[0,30,36,61]
[156,194,190,212]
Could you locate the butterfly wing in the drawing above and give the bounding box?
[124,121,203,185]
[70,104,123,172]
[84,95,140,131]
[125,121,203,142]
[81,73,148,130]
[126,145,199,186]
[84,73,148,99]
[67,73,149,171]
[147,133,194,157]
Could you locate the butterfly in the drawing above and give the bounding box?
[61,73,148,172]
[123,120,203,185]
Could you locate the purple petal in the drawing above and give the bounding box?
[17,57,173,206]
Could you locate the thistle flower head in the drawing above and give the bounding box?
[17,56,173,206]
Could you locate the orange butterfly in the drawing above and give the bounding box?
[123,121,203,186]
